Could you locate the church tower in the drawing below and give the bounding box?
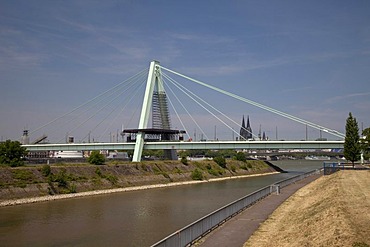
[240,115,253,140]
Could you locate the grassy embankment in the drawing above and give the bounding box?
[0,159,276,202]
[244,170,370,247]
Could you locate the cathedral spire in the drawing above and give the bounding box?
[240,115,253,140]
[246,115,252,139]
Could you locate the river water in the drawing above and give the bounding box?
[0,160,324,247]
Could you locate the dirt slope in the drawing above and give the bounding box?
[244,170,370,247]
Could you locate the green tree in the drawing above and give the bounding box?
[344,113,361,167]
[0,140,28,167]
[360,127,370,161]
[88,151,105,165]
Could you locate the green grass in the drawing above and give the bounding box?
[12,169,34,181]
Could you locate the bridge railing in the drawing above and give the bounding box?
[151,169,321,247]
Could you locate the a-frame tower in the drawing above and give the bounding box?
[130,61,183,162]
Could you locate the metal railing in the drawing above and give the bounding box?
[323,162,370,175]
[151,169,321,247]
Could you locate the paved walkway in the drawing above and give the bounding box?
[196,173,321,247]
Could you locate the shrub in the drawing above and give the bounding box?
[180,156,188,165]
[69,183,77,193]
[174,167,182,174]
[207,168,219,176]
[88,151,105,165]
[235,152,246,162]
[95,167,103,177]
[54,169,68,188]
[230,165,236,172]
[105,174,118,185]
[191,168,203,180]
[41,165,51,177]
[213,156,226,168]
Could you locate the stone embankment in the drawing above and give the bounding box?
[0,172,277,207]
[0,159,279,206]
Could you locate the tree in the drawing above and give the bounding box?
[0,140,28,167]
[344,113,361,167]
[88,151,105,165]
[360,127,370,161]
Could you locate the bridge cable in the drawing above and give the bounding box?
[95,77,147,141]
[163,72,257,140]
[164,73,242,140]
[55,69,148,141]
[161,78,191,139]
[162,74,210,140]
[57,71,148,143]
[30,68,148,136]
[160,66,345,139]
[163,72,257,139]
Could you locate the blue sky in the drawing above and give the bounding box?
[1,0,370,142]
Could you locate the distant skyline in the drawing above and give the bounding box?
[1,1,370,142]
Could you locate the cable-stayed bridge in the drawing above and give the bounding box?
[23,61,345,162]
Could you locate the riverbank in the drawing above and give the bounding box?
[0,172,278,207]
[244,170,370,247]
[0,159,278,206]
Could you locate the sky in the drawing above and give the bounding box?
[1,0,370,142]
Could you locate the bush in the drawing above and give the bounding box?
[54,169,68,188]
[95,167,103,177]
[105,174,118,185]
[191,168,203,180]
[235,152,246,162]
[246,162,253,169]
[180,156,188,165]
[213,156,226,168]
[207,168,219,176]
[88,151,105,165]
[41,165,51,177]
[69,183,77,193]
[230,165,236,172]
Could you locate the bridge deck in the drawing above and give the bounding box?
[23,140,344,152]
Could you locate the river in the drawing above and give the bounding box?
[0,160,324,247]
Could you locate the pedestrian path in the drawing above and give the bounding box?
[196,173,321,247]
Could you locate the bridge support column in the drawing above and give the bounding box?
[132,61,160,162]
